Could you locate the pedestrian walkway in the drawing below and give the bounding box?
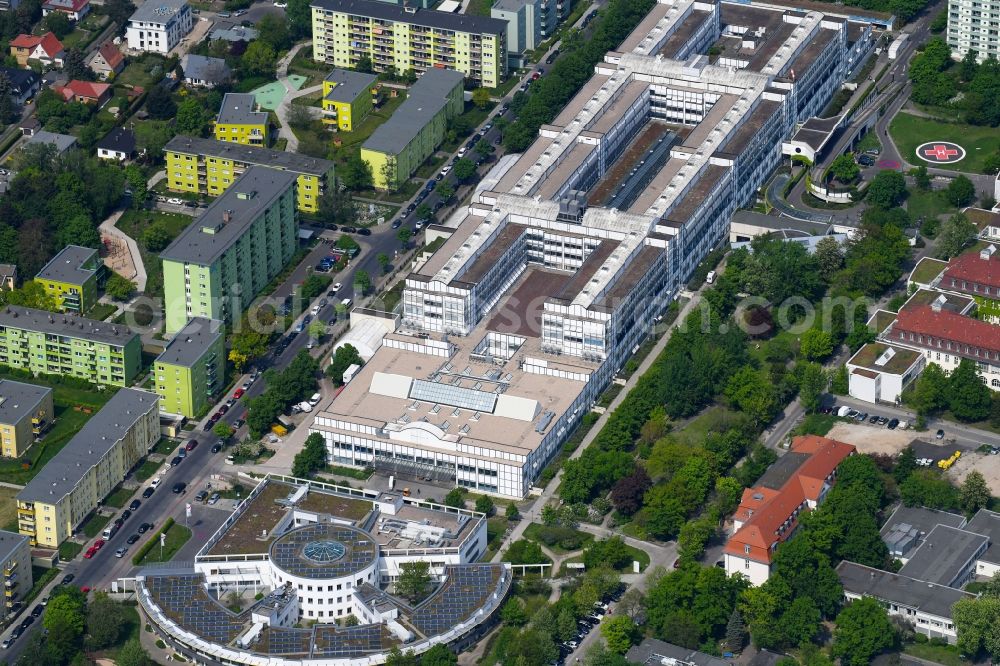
[99,209,147,292]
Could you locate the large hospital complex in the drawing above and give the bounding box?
[310,0,878,499]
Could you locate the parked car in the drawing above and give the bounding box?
[142,487,155,499]
[233,388,245,399]
[129,499,141,511]
[172,482,187,494]
[209,493,221,505]
[137,523,153,534]
[114,547,128,558]
[30,605,43,618]
[887,418,900,429]
[120,509,131,521]
[170,455,183,467]
[61,574,74,584]
[185,439,199,451]
[83,546,97,559]
[211,443,223,453]
[936,429,945,439]
[126,534,140,545]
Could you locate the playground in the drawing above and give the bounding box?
[251,75,308,110]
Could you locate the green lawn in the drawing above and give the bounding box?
[793,413,837,437]
[26,566,58,604]
[103,487,134,509]
[672,406,746,447]
[117,209,193,241]
[910,257,949,285]
[115,56,167,89]
[152,438,179,456]
[523,522,594,554]
[81,513,111,538]
[465,0,492,15]
[0,487,18,532]
[134,459,162,482]
[59,541,83,561]
[907,189,958,221]
[88,303,118,321]
[889,112,1000,174]
[904,643,966,666]
[135,523,192,565]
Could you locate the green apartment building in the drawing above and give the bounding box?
[361,68,465,190]
[311,0,507,88]
[0,307,141,387]
[154,317,224,418]
[34,246,105,314]
[160,166,299,334]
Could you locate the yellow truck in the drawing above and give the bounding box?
[271,424,288,437]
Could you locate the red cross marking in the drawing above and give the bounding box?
[923,144,959,160]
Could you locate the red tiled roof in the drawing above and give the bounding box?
[10,34,41,49]
[42,0,89,12]
[95,42,124,69]
[36,32,64,58]
[894,305,1000,356]
[724,436,855,565]
[55,80,111,101]
[943,250,1000,289]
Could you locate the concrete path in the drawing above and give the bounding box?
[147,169,165,190]
[99,209,148,292]
[274,42,317,152]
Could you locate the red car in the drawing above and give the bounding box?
[93,539,105,550]
[233,388,245,399]
[185,440,198,452]
[83,547,96,559]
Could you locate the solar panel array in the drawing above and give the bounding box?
[410,379,498,412]
[269,524,377,579]
[257,627,313,655]
[411,564,503,635]
[144,574,248,644]
[312,623,393,658]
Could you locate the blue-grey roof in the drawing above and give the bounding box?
[216,92,267,126]
[156,317,223,367]
[897,524,987,586]
[208,23,258,41]
[27,130,77,154]
[311,0,506,35]
[35,245,98,284]
[129,0,188,24]
[0,306,139,347]
[363,68,464,154]
[0,380,51,426]
[0,530,27,560]
[164,135,335,177]
[96,127,136,154]
[837,561,974,620]
[17,389,159,504]
[159,166,297,266]
[324,69,377,104]
[181,54,231,83]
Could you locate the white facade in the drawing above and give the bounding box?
[847,343,925,405]
[126,0,193,54]
[723,555,771,587]
[947,0,1000,61]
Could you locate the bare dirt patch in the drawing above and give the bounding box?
[826,422,916,456]
[947,452,1000,495]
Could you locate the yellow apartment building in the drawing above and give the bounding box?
[0,380,53,458]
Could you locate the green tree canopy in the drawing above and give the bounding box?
[832,597,896,666]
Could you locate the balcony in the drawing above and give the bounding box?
[4,562,15,577]
[5,574,16,588]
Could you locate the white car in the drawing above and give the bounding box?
[150,477,162,488]
[273,1,287,5]
[457,147,467,157]
[332,282,342,292]
[310,304,321,315]
[439,165,451,177]
[167,197,184,205]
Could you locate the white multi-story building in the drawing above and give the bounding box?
[125,0,192,54]
[947,0,1000,61]
[310,0,875,500]
[134,476,508,666]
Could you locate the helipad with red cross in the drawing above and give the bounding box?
[916,141,966,164]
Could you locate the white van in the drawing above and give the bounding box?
[706,270,717,284]
[340,298,352,309]
[308,393,321,406]
[298,401,313,413]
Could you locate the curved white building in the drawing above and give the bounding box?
[134,475,510,665]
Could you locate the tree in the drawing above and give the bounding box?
[797,362,828,413]
[444,487,466,508]
[106,0,136,32]
[829,153,860,183]
[911,165,932,190]
[472,88,490,108]
[176,97,210,136]
[610,466,651,516]
[435,181,454,201]
[354,269,371,295]
[85,592,128,649]
[800,329,834,361]
[936,212,978,259]
[242,41,277,77]
[142,221,172,252]
[124,164,147,209]
[116,638,153,666]
[845,324,875,353]
[213,422,234,439]
[318,185,356,227]
[453,157,477,182]
[145,84,176,119]
[44,10,71,37]
[340,154,374,191]
[356,54,373,73]
[500,598,528,626]
[229,322,271,373]
[505,501,520,520]
[327,343,363,386]
[961,470,991,515]
[385,647,419,666]
[832,597,895,666]
[105,273,136,301]
[814,235,844,281]
[396,561,432,603]
[420,644,457,666]
[475,495,495,515]
[954,593,1000,660]
[950,358,992,422]
[600,615,638,654]
[945,174,977,207]
[285,0,312,37]
[43,588,85,663]
[397,227,412,248]
[257,14,291,50]
[60,46,90,82]
[900,469,960,509]
[725,366,778,426]
[725,609,746,652]
[291,432,328,478]
[910,362,950,416]
[865,170,907,208]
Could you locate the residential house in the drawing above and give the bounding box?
[87,42,125,79]
[9,33,64,68]
[723,435,855,586]
[213,92,268,146]
[25,130,77,155]
[33,245,103,312]
[96,127,136,161]
[0,68,39,105]
[41,0,89,20]
[846,341,925,405]
[626,639,731,666]
[0,264,16,290]
[17,118,39,137]
[53,80,111,106]
[207,22,257,42]
[321,69,377,132]
[179,54,230,88]
[126,0,193,54]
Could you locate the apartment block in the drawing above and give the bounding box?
[0,306,141,387]
[214,93,269,146]
[491,0,568,67]
[155,317,224,418]
[126,0,193,53]
[321,68,378,131]
[16,389,159,548]
[34,245,104,313]
[0,531,31,620]
[947,0,1000,61]
[160,167,298,334]
[0,380,53,458]
[361,68,464,190]
[164,135,335,214]
[311,0,507,88]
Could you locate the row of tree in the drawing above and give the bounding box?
[245,350,319,437]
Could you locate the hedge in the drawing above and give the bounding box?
[131,517,175,565]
